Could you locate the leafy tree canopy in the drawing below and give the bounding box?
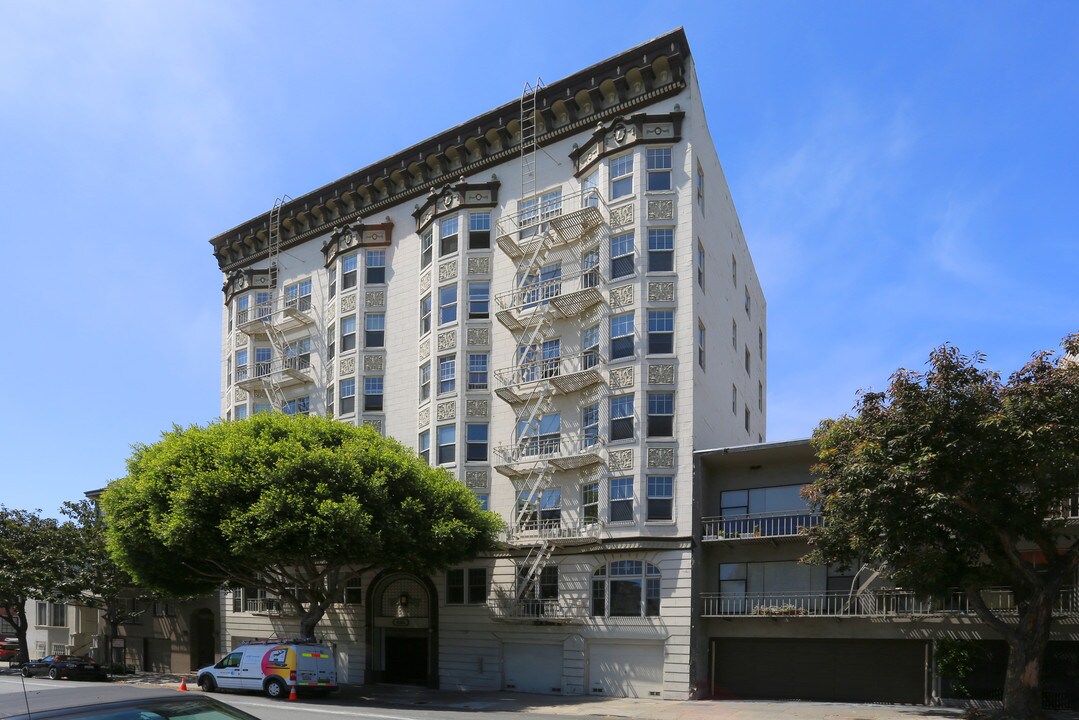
[102,413,502,636]
[805,334,1079,718]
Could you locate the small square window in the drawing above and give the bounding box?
[364,377,384,412]
[366,249,386,284]
[468,212,491,249]
[646,148,672,191]
[647,228,674,272]
[342,577,363,605]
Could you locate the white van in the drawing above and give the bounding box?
[196,639,337,698]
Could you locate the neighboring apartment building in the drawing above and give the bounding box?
[210,29,764,699]
[696,439,1079,707]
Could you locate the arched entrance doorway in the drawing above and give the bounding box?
[189,608,216,670]
[366,571,437,687]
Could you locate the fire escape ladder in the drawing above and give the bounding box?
[516,541,555,603]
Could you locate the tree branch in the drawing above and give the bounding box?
[964,582,1017,640]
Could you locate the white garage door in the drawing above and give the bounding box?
[588,642,664,698]
[503,642,563,694]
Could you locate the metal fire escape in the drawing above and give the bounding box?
[492,81,609,617]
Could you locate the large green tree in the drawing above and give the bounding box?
[805,335,1079,719]
[102,413,502,638]
[0,507,78,664]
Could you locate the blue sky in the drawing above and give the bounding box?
[2,2,1076,516]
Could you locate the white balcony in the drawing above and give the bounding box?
[494,269,603,332]
[494,351,604,403]
[493,434,604,476]
[702,510,823,543]
[236,305,275,338]
[495,191,604,259]
[235,358,312,391]
[488,592,588,624]
[506,519,602,547]
[700,587,1079,618]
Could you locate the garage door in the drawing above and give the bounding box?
[589,642,664,698]
[503,642,562,694]
[712,638,926,704]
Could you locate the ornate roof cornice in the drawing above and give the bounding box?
[209,28,691,271]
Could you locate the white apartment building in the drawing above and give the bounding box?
[210,29,765,700]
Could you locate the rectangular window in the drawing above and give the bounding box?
[610,231,635,279]
[582,169,599,206]
[732,255,738,286]
[468,212,491,249]
[582,324,600,369]
[364,377,384,412]
[731,384,737,415]
[582,481,599,524]
[467,353,488,390]
[284,278,312,311]
[327,324,336,361]
[419,362,431,401]
[282,397,310,416]
[447,568,487,604]
[418,430,430,464]
[440,216,459,256]
[610,477,633,522]
[582,401,599,448]
[328,265,337,299]
[518,414,561,457]
[254,403,272,414]
[732,317,737,349]
[365,313,385,349]
[697,240,705,288]
[759,381,764,411]
[610,312,634,360]
[647,228,674,272]
[366,249,386,284]
[610,394,634,441]
[235,405,248,420]
[421,229,433,269]
[745,345,751,374]
[745,405,751,433]
[236,294,250,325]
[438,355,456,394]
[647,310,674,354]
[609,154,633,199]
[325,385,334,417]
[647,476,674,521]
[437,424,456,465]
[419,293,432,335]
[341,315,357,352]
[696,161,704,206]
[646,148,672,191]
[476,494,489,510]
[235,349,248,381]
[518,263,561,308]
[468,281,489,319]
[284,337,310,370]
[255,291,272,319]
[745,286,751,317]
[339,378,356,415]
[439,285,457,325]
[342,577,363,605]
[647,392,674,437]
[466,423,488,462]
[342,254,358,289]
[698,323,706,369]
[36,602,67,627]
[582,247,600,288]
[254,347,271,377]
[759,327,764,359]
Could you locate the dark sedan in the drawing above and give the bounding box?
[19,655,108,681]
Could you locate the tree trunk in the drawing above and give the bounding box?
[1001,592,1054,719]
[299,610,322,640]
[12,606,30,664]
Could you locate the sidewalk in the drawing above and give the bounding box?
[117,672,976,720]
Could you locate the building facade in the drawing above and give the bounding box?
[210,29,765,699]
[696,439,1079,707]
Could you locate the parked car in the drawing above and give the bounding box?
[4,693,260,720]
[0,638,20,663]
[19,655,108,681]
[196,639,337,698]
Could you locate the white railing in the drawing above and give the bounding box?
[701,587,1079,618]
[507,519,602,543]
[494,350,603,390]
[488,593,588,621]
[495,267,601,312]
[702,510,822,541]
[494,433,602,464]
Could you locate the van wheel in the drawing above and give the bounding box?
[198,675,216,692]
[264,677,288,699]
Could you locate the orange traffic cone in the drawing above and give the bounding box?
[288,685,298,701]
[178,678,188,692]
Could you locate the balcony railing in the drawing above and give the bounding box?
[244,598,297,615]
[701,587,1079,618]
[494,351,604,401]
[702,510,822,541]
[488,593,588,623]
[234,357,312,390]
[506,519,602,545]
[493,434,604,476]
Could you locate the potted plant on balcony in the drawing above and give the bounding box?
[753,524,761,537]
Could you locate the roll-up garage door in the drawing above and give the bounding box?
[503,642,563,694]
[712,638,926,704]
[589,642,664,698]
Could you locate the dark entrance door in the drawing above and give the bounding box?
[190,609,216,670]
[383,634,428,685]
